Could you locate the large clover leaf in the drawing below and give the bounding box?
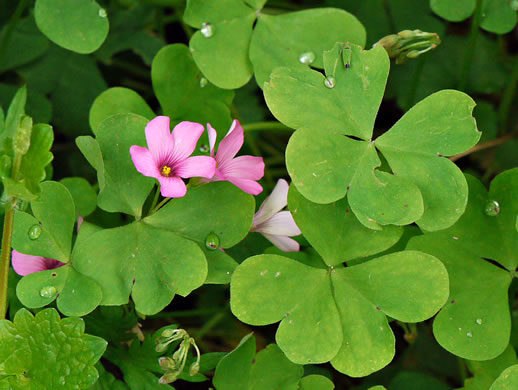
[407,169,518,360]
[461,345,517,389]
[0,308,106,389]
[265,43,481,231]
[213,334,334,390]
[183,0,365,89]
[73,182,254,315]
[231,183,448,377]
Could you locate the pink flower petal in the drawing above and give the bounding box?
[253,211,301,236]
[207,123,217,158]
[175,156,216,179]
[227,177,263,195]
[219,155,265,180]
[171,121,205,161]
[145,116,174,163]
[158,176,187,198]
[215,120,244,165]
[253,179,289,226]
[261,233,300,252]
[12,250,64,276]
[130,145,159,178]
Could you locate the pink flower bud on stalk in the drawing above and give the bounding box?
[374,29,441,64]
[252,179,302,252]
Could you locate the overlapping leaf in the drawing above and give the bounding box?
[213,334,334,389]
[183,0,366,89]
[461,345,517,389]
[0,308,107,389]
[407,170,518,360]
[265,43,480,231]
[231,182,449,377]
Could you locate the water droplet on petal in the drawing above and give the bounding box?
[324,76,336,89]
[299,51,315,65]
[40,286,57,298]
[98,8,107,17]
[200,23,214,38]
[476,318,482,325]
[466,331,472,338]
[28,224,42,240]
[204,232,220,250]
[199,77,208,88]
[484,200,500,216]
[199,144,209,153]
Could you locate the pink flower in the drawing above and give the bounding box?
[207,120,265,195]
[251,179,302,252]
[12,250,65,276]
[130,116,216,198]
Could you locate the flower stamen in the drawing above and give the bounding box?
[161,165,172,177]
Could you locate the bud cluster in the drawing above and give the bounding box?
[374,29,441,64]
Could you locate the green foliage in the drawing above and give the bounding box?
[0,308,106,389]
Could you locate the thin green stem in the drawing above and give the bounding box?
[194,306,228,340]
[242,121,293,133]
[457,357,468,382]
[458,0,483,91]
[0,203,15,320]
[111,59,150,79]
[150,197,171,215]
[0,0,29,67]
[149,186,161,215]
[497,56,518,132]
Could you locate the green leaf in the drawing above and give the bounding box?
[298,375,335,390]
[202,246,238,284]
[144,181,255,248]
[265,44,389,141]
[76,136,105,189]
[462,345,518,389]
[151,44,234,134]
[250,9,366,87]
[407,173,517,360]
[16,265,102,317]
[480,0,517,34]
[93,114,154,218]
[73,221,207,315]
[430,0,476,21]
[213,333,256,390]
[2,86,26,144]
[89,364,129,390]
[60,177,97,217]
[231,251,448,376]
[390,371,450,390]
[288,185,403,265]
[375,90,481,231]
[34,0,109,54]
[0,308,106,389]
[490,365,518,390]
[13,181,76,262]
[89,87,154,133]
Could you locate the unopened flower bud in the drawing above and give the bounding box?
[159,357,177,371]
[375,29,440,64]
[155,342,168,353]
[159,371,179,384]
[14,115,32,156]
[189,361,200,376]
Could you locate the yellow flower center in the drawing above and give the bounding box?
[161,165,172,177]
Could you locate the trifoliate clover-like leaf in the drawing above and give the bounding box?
[231,251,448,377]
[0,308,107,390]
[265,43,480,231]
[213,335,334,390]
[60,177,97,218]
[490,365,518,390]
[407,170,518,360]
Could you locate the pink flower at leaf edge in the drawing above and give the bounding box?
[12,250,65,276]
[252,179,302,252]
[130,116,216,198]
[207,120,265,195]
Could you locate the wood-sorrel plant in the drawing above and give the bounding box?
[0,0,517,389]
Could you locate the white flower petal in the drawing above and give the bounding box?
[253,179,289,226]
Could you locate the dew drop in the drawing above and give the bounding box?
[299,51,315,65]
[199,77,208,88]
[28,224,42,240]
[466,331,472,338]
[204,232,220,250]
[200,23,214,38]
[484,200,500,216]
[199,144,209,153]
[476,318,482,325]
[98,8,107,17]
[323,76,336,89]
[40,286,57,298]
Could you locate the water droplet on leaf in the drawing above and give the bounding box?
[40,286,57,298]
[484,200,500,216]
[28,224,42,240]
[199,144,209,153]
[466,331,472,338]
[98,8,107,17]
[299,51,315,65]
[476,318,482,325]
[205,232,220,250]
[199,77,208,88]
[200,23,214,38]
[323,76,336,89]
